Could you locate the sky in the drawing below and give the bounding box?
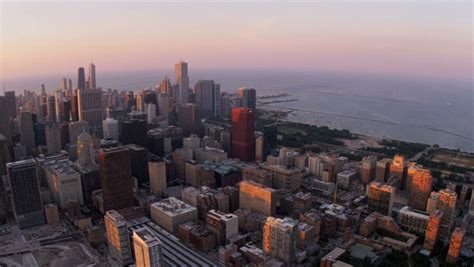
[0,1,472,81]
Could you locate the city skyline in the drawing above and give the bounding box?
[1,2,472,82]
[0,3,472,266]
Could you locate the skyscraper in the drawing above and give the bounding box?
[367,181,395,216]
[121,118,147,147]
[435,188,457,238]
[423,209,443,251]
[104,210,133,266]
[263,217,297,264]
[45,122,62,155]
[7,159,45,229]
[178,103,201,137]
[4,91,16,120]
[376,158,391,181]
[237,87,256,109]
[61,78,68,92]
[78,67,86,90]
[239,180,276,216]
[0,96,12,145]
[231,107,255,162]
[157,93,169,120]
[77,131,95,167]
[99,147,134,212]
[360,156,377,184]
[68,78,73,95]
[132,227,164,267]
[88,63,96,90]
[158,75,172,95]
[54,89,64,122]
[46,95,56,122]
[263,123,278,158]
[446,227,465,264]
[194,80,221,119]
[389,154,406,188]
[126,144,149,185]
[69,120,90,145]
[175,61,189,105]
[408,165,432,211]
[103,117,119,141]
[78,88,103,136]
[0,134,10,176]
[149,160,167,196]
[20,111,36,155]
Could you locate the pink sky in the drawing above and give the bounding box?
[1,2,472,81]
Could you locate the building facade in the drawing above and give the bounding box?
[7,159,45,228]
[231,108,255,162]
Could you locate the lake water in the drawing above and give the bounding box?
[4,69,473,151]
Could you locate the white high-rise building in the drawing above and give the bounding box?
[175,61,189,105]
[147,103,157,124]
[157,93,169,118]
[133,227,164,267]
[103,117,119,141]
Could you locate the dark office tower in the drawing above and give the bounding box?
[60,123,69,148]
[263,123,278,158]
[121,119,147,147]
[99,146,134,212]
[178,103,201,137]
[34,122,46,146]
[175,61,190,105]
[147,126,183,156]
[45,122,62,155]
[7,159,45,229]
[59,100,71,122]
[40,94,48,119]
[0,96,12,145]
[5,91,16,119]
[20,111,36,156]
[231,108,255,162]
[46,95,56,122]
[195,80,221,119]
[70,93,79,121]
[238,87,256,109]
[88,63,96,90]
[0,134,10,176]
[126,144,149,185]
[78,88,103,136]
[78,67,86,90]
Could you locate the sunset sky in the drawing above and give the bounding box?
[1,1,472,81]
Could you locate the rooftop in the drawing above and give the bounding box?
[151,197,196,216]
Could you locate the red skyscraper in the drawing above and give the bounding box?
[231,108,255,162]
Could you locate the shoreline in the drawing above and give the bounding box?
[258,107,474,155]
